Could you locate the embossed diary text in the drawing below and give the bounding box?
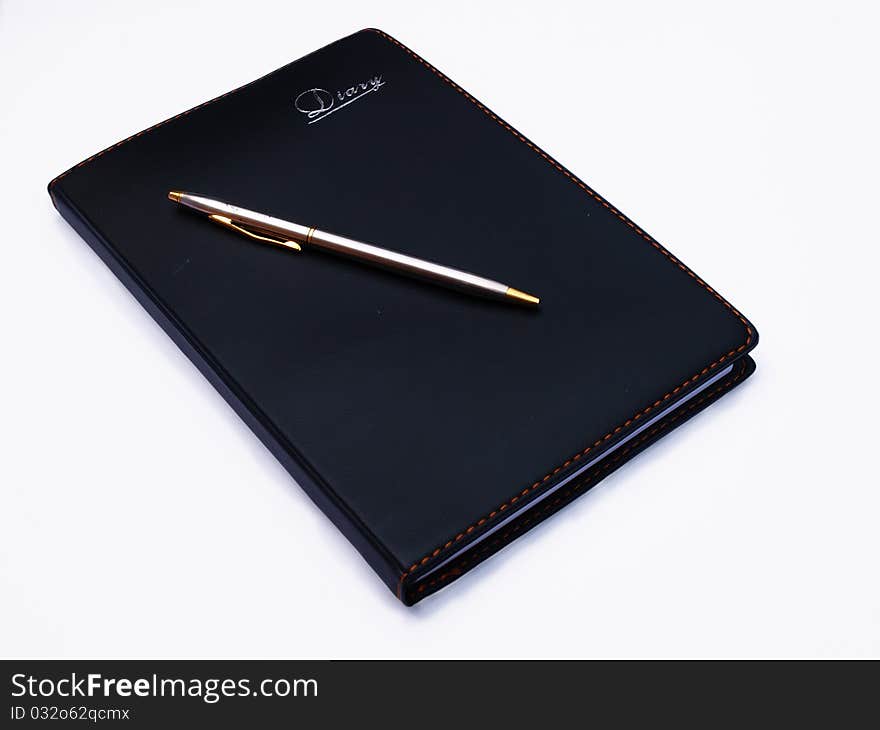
[293,75,385,125]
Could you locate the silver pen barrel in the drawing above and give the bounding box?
[306,228,509,298]
[169,191,539,305]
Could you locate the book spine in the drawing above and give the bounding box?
[48,182,404,598]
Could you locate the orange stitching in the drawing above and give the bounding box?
[366,28,754,586]
[408,363,747,600]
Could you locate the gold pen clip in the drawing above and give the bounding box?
[208,214,302,252]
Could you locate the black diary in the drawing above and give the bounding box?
[49,29,758,605]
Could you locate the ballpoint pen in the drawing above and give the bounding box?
[167,191,540,306]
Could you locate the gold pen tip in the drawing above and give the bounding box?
[506,287,540,306]
[168,190,182,203]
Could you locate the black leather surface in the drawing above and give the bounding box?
[50,29,757,603]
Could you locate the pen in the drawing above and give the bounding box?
[167,191,540,306]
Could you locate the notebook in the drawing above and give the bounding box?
[48,28,758,605]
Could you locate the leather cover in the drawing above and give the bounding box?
[48,29,758,605]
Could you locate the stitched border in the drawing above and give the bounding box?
[406,360,748,601]
[370,28,755,596]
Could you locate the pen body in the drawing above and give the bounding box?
[171,192,535,304]
[307,228,509,297]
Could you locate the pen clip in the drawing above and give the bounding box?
[208,215,302,252]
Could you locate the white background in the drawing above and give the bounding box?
[2,0,878,658]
